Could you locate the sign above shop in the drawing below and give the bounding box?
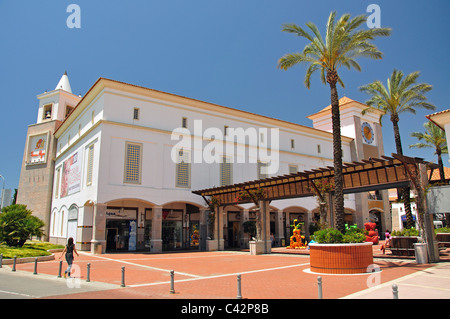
[106,208,137,220]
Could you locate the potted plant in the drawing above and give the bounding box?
[389,228,420,256]
[309,227,374,274]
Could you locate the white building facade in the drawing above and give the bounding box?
[19,74,391,253]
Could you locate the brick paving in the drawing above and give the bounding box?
[10,246,447,300]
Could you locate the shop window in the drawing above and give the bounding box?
[124,142,142,184]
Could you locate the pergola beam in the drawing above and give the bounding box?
[192,153,435,207]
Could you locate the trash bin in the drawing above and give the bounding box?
[414,243,428,264]
[281,239,285,247]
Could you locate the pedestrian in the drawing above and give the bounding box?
[59,237,79,278]
[270,232,275,247]
[381,229,391,254]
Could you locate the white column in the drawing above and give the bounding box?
[151,206,163,253]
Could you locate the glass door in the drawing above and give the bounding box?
[162,221,182,251]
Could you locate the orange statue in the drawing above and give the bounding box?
[287,219,307,249]
[364,222,379,245]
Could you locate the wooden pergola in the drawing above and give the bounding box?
[193,154,434,206]
[192,153,440,261]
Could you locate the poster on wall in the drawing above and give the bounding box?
[28,133,48,164]
[128,220,137,251]
[61,152,81,197]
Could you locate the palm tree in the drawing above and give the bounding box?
[278,11,390,233]
[360,69,436,228]
[410,121,448,183]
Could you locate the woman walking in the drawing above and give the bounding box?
[59,237,79,278]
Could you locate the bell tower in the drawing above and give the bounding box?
[17,72,81,240]
[307,97,391,234]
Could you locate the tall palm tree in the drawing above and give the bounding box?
[360,69,436,228]
[410,121,448,183]
[278,11,390,233]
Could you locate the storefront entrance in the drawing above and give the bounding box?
[162,220,182,250]
[106,220,133,251]
[105,207,137,252]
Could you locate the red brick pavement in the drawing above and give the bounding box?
[12,249,438,299]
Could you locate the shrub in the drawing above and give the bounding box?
[342,227,366,243]
[0,204,45,247]
[391,227,419,237]
[435,227,450,234]
[313,228,343,243]
[313,227,366,243]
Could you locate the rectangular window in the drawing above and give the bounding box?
[176,149,191,188]
[224,125,229,136]
[317,144,321,154]
[133,108,140,120]
[86,144,94,186]
[220,156,232,186]
[182,117,187,128]
[124,142,142,184]
[291,139,295,150]
[288,164,298,174]
[43,104,52,120]
[65,105,74,118]
[257,161,268,179]
[55,167,61,198]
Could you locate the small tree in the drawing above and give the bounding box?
[0,204,45,247]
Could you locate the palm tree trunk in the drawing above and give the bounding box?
[392,116,414,229]
[328,73,345,233]
[437,150,445,183]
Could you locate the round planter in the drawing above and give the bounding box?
[309,242,373,274]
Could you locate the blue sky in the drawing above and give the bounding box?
[0,0,449,191]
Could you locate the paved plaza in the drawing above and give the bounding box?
[1,247,449,301]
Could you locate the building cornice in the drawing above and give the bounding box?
[54,77,353,143]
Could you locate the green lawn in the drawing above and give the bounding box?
[0,241,65,259]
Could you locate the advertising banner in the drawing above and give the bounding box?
[28,133,48,164]
[61,152,81,197]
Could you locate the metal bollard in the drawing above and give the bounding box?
[33,258,38,275]
[86,263,91,282]
[317,276,323,299]
[170,270,175,294]
[58,260,62,278]
[0,253,3,268]
[121,266,125,287]
[12,256,17,272]
[237,274,242,299]
[392,284,399,299]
